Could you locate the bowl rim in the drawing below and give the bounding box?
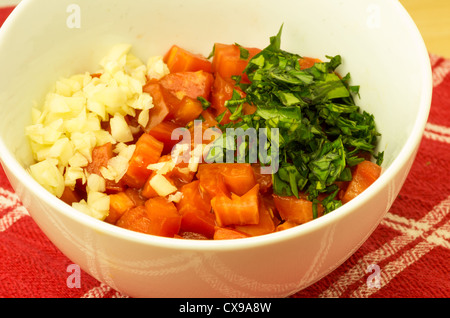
[0,0,432,252]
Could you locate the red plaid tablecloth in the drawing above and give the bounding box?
[0,6,449,298]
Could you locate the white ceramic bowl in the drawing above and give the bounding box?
[0,0,432,298]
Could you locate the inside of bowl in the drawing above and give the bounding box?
[0,0,430,177]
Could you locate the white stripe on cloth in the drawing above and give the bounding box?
[0,187,29,232]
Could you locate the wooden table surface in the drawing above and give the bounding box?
[400,0,450,58]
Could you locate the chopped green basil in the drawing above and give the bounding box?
[212,25,383,214]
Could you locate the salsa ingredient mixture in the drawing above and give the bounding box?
[26,27,383,240]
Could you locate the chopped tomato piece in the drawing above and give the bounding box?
[276,220,298,232]
[163,45,212,73]
[251,163,273,194]
[196,164,230,199]
[213,227,250,240]
[211,43,261,83]
[60,187,82,205]
[179,210,216,239]
[86,142,113,175]
[122,133,164,189]
[124,188,146,206]
[167,163,196,187]
[177,231,209,240]
[242,103,257,115]
[142,82,171,131]
[172,96,204,126]
[298,57,322,70]
[140,171,160,199]
[85,142,125,193]
[234,196,277,237]
[116,206,152,234]
[196,163,256,198]
[210,74,245,125]
[211,184,260,227]
[177,181,215,238]
[188,119,221,148]
[341,160,381,204]
[177,181,212,214]
[200,109,218,128]
[273,194,322,225]
[220,164,257,196]
[105,191,136,224]
[145,197,182,238]
[159,71,214,101]
[148,121,182,155]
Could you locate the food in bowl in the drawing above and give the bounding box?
[25,26,383,240]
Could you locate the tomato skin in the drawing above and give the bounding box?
[159,71,214,101]
[145,196,182,238]
[341,160,381,204]
[122,133,164,189]
[211,43,261,83]
[163,45,212,73]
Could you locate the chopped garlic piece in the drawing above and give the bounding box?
[100,43,132,75]
[149,174,178,197]
[168,191,183,203]
[110,113,133,143]
[147,56,170,80]
[64,166,86,188]
[29,159,65,197]
[25,44,171,222]
[72,191,110,221]
[87,173,106,193]
[147,162,168,171]
[188,144,205,172]
[68,152,89,168]
[147,160,176,175]
[100,143,135,183]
